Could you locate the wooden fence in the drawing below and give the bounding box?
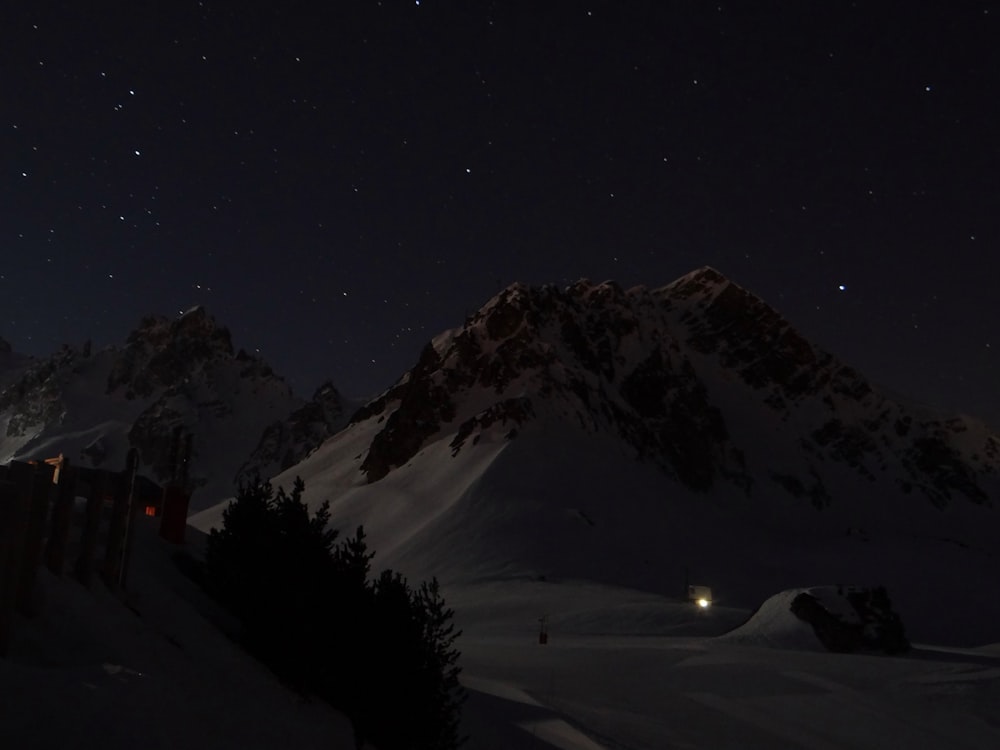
[0,450,160,657]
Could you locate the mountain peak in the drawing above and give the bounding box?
[0,308,307,508]
[355,272,740,486]
[108,309,234,398]
[126,307,232,350]
[345,267,998,515]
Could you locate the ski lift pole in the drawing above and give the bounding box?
[117,448,140,589]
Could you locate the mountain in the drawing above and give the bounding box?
[236,380,353,486]
[0,307,346,507]
[352,266,997,506]
[193,267,1000,645]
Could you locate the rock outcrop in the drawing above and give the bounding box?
[347,268,998,513]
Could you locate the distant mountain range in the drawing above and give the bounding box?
[0,307,352,505]
[3,268,999,644]
[348,266,998,508]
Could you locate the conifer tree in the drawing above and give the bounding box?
[204,475,277,620]
[204,477,467,749]
[415,577,467,750]
[335,524,375,589]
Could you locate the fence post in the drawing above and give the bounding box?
[160,430,192,544]
[0,475,31,657]
[13,461,55,615]
[75,472,107,588]
[45,461,76,576]
[102,450,138,589]
[117,448,141,590]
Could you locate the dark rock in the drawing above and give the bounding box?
[106,308,236,397]
[237,381,348,483]
[344,270,999,508]
[790,586,909,654]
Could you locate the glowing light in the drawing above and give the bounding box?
[697,598,710,608]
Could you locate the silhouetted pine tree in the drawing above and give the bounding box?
[204,475,277,620]
[205,475,341,686]
[360,569,422,750]
[269,477,340,685]
[204,478,466,750]
[354,571,466,750]
[317,525,375,725]
[334,525,375,589]
[415,577,467,750]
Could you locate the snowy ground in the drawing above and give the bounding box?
[4,519,1000,749]
[452,579,1000,750]
[0,518,356,750]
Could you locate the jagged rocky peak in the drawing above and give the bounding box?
[659,267,874,405]
[237,380,349,485]
[355,275,738,488]
[470,278,635,345]
[311,380,345,414]
[126,305,234,354]
[106,306,236,397]
[0,343,90,437]
[350,268,999,512]
[440,278,652,393]
[661,264,731,299]
[662,265,787,342]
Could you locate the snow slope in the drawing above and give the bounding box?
[0,309,351,509]
[458,619,1000,749]
[193,400,1000,647]
[0,520,355,749]
[12,268,1000,748]
[188,271,1000,646]
[6,527,1000,750]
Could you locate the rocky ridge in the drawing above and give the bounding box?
[236,380,351,486]
[351,267,999,511]
[0,307,310,505]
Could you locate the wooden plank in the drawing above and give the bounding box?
[17,461,55,615]
[116,448,141,590]
[74,472,107,588]
[45,462,76,576]
[0,477,30,657]
[102,474,129,588]
[102,449,139,589]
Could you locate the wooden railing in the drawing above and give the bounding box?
[0,451,146,656]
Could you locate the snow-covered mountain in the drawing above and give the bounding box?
[352,266,998,507]
[236,380,352,487]
[0,307,347,507]
[7,270,1000,749]
[193,267,1000,646]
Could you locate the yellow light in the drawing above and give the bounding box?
[697,598,710,608]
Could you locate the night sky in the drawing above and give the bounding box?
[3,2,998,428]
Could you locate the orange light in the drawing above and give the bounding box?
[145,505,157,517]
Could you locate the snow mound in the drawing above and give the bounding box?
[719,588,823,650]
[720,585,909,653]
